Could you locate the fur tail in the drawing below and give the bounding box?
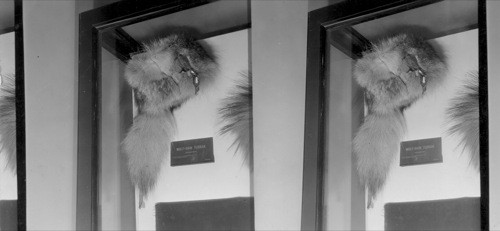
[353,111,406,208]
[0,74,16,172]
[122,112,176,208]
[446,72,479,170]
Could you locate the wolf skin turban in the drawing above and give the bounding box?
[122,34,218,208]
[352,33,446,208]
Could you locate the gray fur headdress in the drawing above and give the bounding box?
[353,33,446,208]
[122,34,218,208]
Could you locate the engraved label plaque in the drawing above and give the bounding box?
[171,137,214,166]
[400,137,443,166]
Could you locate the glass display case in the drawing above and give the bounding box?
[78,1,253,230]
[0,0,25,229]
[302,0,487,230]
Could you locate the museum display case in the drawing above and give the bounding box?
[77,1,253,230]
[302,0,488,230]
[0,0,24,229]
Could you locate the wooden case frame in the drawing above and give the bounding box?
[77,1,250,230]
[301,0,488,230]
[0,0,26,229]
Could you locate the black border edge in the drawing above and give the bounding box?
[301,9,326,230]
[14,0,26,229]
[478,0,489,230]
[76,11,97,230]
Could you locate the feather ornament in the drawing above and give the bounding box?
[446,72,479,170]
[218,72,252,166]
[353,33,446,208]
[0,73,15,172]
[123,34,218,208]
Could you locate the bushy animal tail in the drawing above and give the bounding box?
[353,111,406,208]
[0,74,16,172]
[122,112,176,208]
[446,72,479,170]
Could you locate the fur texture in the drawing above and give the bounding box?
[218,72,252,166]
[446,72,479,170]
[0,73,15,172]
[354,112,405,206]
[123,34,217,208]
[353,33,446,208]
